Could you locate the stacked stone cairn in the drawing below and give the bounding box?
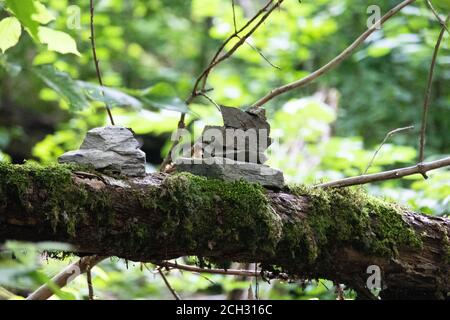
[176,106,285,189]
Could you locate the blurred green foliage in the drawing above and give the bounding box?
[0,0,448,300]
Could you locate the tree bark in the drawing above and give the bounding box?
[0,163,449,299]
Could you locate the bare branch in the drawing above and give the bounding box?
[191,0,283,96]
[86,268,94,300]
[315,156,450,188]
[158,268,181,300]
[426,0,450,34]
[364,125,414,174]
[418,15,449,164]
[241,36,281,69]
[251,0,416,108]
[199,92,221,110]
[26,255,106,300]
[89,0,115,125]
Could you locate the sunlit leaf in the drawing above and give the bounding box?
[32,1,55,25]
[0,17,22,53]
[37,27,80,56]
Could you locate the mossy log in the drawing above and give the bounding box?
[0,163,449,299]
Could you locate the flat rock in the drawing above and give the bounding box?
[201,125,272,156]
[175,157,284,189]
[220,106,270,132]
[205,150,268,164]
[59,126,146,177]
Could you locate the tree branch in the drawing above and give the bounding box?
[190,0,283,98]
[26,255,106,300]
[418,15,449,163]
[315,156,450,188]
[251,0,416,108]
[1,164,449,299]
[89,0,115,125]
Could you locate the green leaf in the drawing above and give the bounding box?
[34,65,89,110]
[139,83,188,113]
[5,0,40,40]
[77,81,143,109]
[32,1,55,25]
[0,17,22,53]
[37,27,81,56]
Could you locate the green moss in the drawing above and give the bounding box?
[136,173,282,258]
[0,163,424,264]
[288,185,423,263]
[0,162,113,237]
[441,227,450,264]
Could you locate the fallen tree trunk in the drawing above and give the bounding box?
[0,163,449,299]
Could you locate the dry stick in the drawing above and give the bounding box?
[240,36,281,69]
[86,269,94,300]
[426,0,450,34]
[198,0,275,92]
[418,15,449,164]
[26,255,106,300]
[199,92,221,110]
[159,115,186,172]
[194,0,282,95]
[90,0,115,126]
[364,126,414,174]
[231,1,280,69]
[251,0,416,107]
[315,156,450,188]
[158,269,181,300]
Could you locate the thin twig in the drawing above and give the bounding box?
[232,0,238,33]
[426,0,450,34]
[315,156,450,188]
[251,0,416,107]
[26,255,106,300]
[364,126,414,174]
[158,269,181,300]
[159,115,186,172]
[241,36,281,69]
[198,0,275,92]
[192,0,282,96]
[86,269,94,300]
[199,92,221,110]
[90,0,115,126]
[231,1,279,69]
[418,15,449,164]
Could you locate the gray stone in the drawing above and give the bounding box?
[220,105,270,132]
[201,125,272,153]
[176,157,284,189]
[58,126,146,177]
[206,150,268,164]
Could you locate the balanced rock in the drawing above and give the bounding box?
[177,106,285,189]
[176,157,284,189]
[59,126,146,177]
